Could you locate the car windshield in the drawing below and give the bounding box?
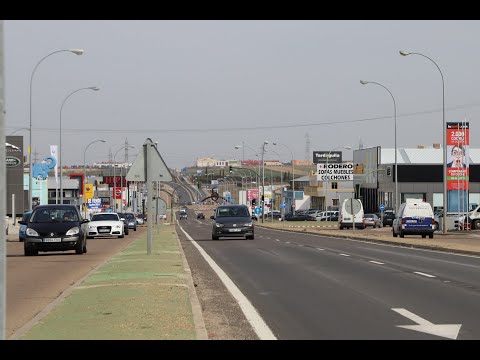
[23,213,32,222]
[124,213,135,219]
[217,207,249,217]
[30,208,79,223]
[91,214,119,222]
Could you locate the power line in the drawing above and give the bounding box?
[7,102,480,135]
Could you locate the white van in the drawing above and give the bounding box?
[392,198,435,238]
[339,198,365,229]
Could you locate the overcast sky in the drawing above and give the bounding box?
[5,20,480,169]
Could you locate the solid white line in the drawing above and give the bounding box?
[177,223,277,340]
[316,248,324,251]
[339,253,350,257]
[297,244,304,247]
[275,239,280,242]
[285,241,290,244]
[414,271,436,278]
[369,260,385,265]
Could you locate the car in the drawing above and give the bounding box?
[179,209,188,220]
[116,213,130,235]
[392,199,435,238]
[136,215,145,225]
[87,212,125,239]
[124,212,137,231]
[364,214,382,228]
[197,212,205,219]
[211,204,254,240]
[19,211,33,242]
[381,209,396,227]
[284,212,313,221]
[20,205,89,256]
[159,214,167,220]
[339,198,366,230]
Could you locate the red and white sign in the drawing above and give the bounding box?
[446,122,469,191]
[112,187,122,199]
[247,189,259,202]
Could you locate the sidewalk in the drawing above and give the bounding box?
[257,222,480,256]
[17,224,207,340]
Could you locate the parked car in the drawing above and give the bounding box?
[313,211,339,221]
[364,214,382,228]
[136,215,145,225]
[87,212,125,239]
[124,212,137,231]
[116,213,130,235]
[339,198,365,229]
[392,199,435,238]
[382,209,396,227]
[284,212,313,221]
[20,205,89,256]
[19,211,33,241]
[211,204,254,240]
[159,214,167,220]
[197,212,205,219]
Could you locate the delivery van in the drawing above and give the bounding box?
[392,198,435,238]
[339,198,365,229]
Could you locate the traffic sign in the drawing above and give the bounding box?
[280,202,286,209]
[254,207,262,215]
[126,139,173,182]
[87,198,102,209]
[379,204,385,211]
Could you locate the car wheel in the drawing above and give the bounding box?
[393,229,398,237]
[134,227,137,231]
[422,234,426,238]
[473,220,480,230]
[247,235,254,240]
[118,234,125,238]
[400,231,405,238]
[212,235,219,240]
[24,243,37,256]
[83,241,87,253]
[429,233,434,239]
[75,239,84,254]
[434,222,439,231]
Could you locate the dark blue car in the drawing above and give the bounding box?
[19,211,32,242]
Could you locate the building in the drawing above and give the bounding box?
[196,157,230,167]
[292,160,313,166]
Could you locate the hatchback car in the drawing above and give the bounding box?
[382,209,396,227]
[19,211,33,241]
[211,204,254,240]
[116,213,130,235]
[364,214,382,228]
[20,205,89,256]
[124,212,137,231]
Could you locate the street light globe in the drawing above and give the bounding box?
[70,49,84,55]
[234,146,241,149]
[264,141,269,145]
[345,146,352,150]
[399,50,410,56]
[89,86,100,91]
[360,80,369,85]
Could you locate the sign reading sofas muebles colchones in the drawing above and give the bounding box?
[316,163,353,181]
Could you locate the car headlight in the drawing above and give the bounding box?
[66,227,80,236]
[215,223,224,228]
[114,225,122,229]
[244,222,253,227]
[88,225,96,230]
[26,228,39,237]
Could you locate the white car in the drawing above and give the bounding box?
[87,212,125,239]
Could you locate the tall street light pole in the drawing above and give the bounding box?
[59,86,99,204]
[83,139,106,218]
[9,127,29,135]
[113,145,134,212]
[400,50,447,234]
[261,141,268,223]
[273,142,294,214]
[360,80,398,214]
[29,48,84,210]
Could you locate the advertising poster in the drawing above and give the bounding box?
[446,121,469,213]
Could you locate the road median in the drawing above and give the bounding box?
[18,224,205,340]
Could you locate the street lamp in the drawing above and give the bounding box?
[261,141,269,223]
[113,145,134,212]
[235,144,261,185]
[28,48,84,210]
[266,148,283,220]
[324,146,352,211]
[59,86,100,204]
[9,127,29,135]
[400,50,447,233]
[360,80,398,214]
[273,142,295,215]
[83,139,106,218]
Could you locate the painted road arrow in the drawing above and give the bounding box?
[392,308,462,340]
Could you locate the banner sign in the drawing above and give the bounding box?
[316,163,353,181]
[247,189,259,201]
[447,121,469,212]
[87,198,102,209]
[313,151,342,164]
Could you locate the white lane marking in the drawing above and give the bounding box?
[266,237,271,240]
[413,271,436,278]
[297,244,304,247]
[275,239,280,242]
[369,261,385,265]
[178,223,277,340]
[285,241,290,244]
[339,253,350,257]
[316,248,324,251]
[392,308,461,340]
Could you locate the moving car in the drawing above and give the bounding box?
[392,199,435,238]
[159,214,167,220]
[20,205,89,256]
[87,212,125,239]
[211,204,254,240]
[382,209,396,227]
[179,209,188,220]
[197,212,205,219]
[124,212,137,231]
[136,214,145,225]
[364,214,382,228]
[339,198,365,229]
[116,213,130,235]
[19,211,33,241]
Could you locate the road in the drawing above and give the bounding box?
[6,228,142,339]
[177,209,480,339]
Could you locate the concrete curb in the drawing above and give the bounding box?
[173,224,209,340]
[256,224,480,257]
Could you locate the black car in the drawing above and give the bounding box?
[116,213,130,235]
[124,212,137,231]
[197,212,205,219]
[382,209,396,227]
[20,204,89,256]
[284,212,313,221]
[211,204,254,240]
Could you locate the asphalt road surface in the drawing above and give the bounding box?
[6,228,142,339]
[177,210,480,340]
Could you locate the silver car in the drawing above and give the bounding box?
[364,214,382,228]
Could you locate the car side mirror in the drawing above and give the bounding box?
[210,216,215,219]
[82,219,90,223]
[120,218,125,221]
[19,221,27,225]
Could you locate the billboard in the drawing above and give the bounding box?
[6,136,24,215]
[313,151,342,164]
[353,146,380,189]
[446,121,469,213]
[316,163,353,181]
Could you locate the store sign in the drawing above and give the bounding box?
[6,156,21,167]
[316,163,353,181]
[446,121,469,213]
[313,151,342,164]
